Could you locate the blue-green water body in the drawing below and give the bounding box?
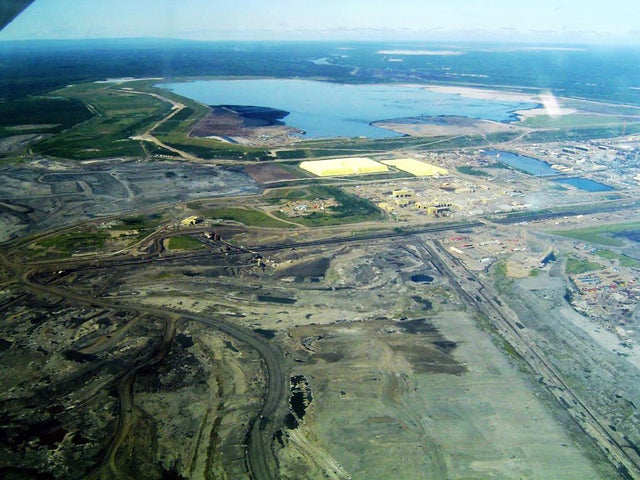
[161,79,538,139]
[552,177,614,192]
[485,150,614,191]
[483,149,556,176]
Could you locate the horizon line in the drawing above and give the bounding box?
[1,36,639,47]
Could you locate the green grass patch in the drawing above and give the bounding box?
[501,339,523,360]
[551,222,640,247]
[112,214,162,230]
[35,231,109,257]
[0,96,93,134]
[521,123,640,143]
[595,249,640,268]
[167,235,204,251]
[149,107,202,136]
[202,207,292,228]
[492,260,513,292]
[264,186,321,202]
[275,148,387,159]
[565,256,603,274]
[143,142,179,157]
[110,214,164,237]
[28,82,175,159]
[159,137,272,160]
[35,136,146,159]
[520,113,631,129]
[457,165,490,177]
[266,185,382,227]
[484,162,512,169]
[293,131,519,155]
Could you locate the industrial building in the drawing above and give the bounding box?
[383,158,448,177]
[299,158,389,177]
[181,216,202,227]
[392,189,413,198]
[415,201,452,217]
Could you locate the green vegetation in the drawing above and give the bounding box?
[159,138,272,160]
[520,113,632,129]
[457,165,490,177]
[18,80,213,159]
[565,256,603,274]
[110,214,164,239]
[27,215,167,259]
[0,96,93,138]
[264,185,341,203]
[495,200,626,224]
[551,222,640,247]
[275,149,316,159]
[522,123,640,143]
[501,338,523,360]
[112,214,163,231]
[143,142,178,157]
[31,83,173,159]
[275,148,391,159]
[201,207,292,228]
[139,84,279,161]
[290,132,517,156]
[484,162,512,169]
[9,75,640,163]
[344,171,411,182]
[150,107,196,135]
[302,136,436,152]
[266,186,382,227]
[492,260,513,292]
[596,249,640,268]
[563,99,640,116]
[34,231,109,257]
[167,235,204,251]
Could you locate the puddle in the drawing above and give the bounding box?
[410,274,433,283]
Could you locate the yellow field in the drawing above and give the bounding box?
[300,157,389,177]
[383,158,448,176]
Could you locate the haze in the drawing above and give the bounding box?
[1,0,640,44]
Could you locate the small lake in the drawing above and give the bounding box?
[411,274,434,283]
[483,149,556,176]
[160,79,538,139]
[484,150,615,192]
[552,177,614,192]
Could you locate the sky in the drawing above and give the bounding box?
[1,0,639,44]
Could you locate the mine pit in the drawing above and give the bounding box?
[289,374,313,424]
[410,274,434,283]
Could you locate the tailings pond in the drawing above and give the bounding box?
[160,79,538,139]
[484,150,614,191]
[483,149,556,176]
[552,177,614,192]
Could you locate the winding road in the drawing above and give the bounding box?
[1,250,287,480]
[4,192,640,479]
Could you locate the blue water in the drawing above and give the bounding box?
[161,79,538,139]
[552,177,614,192]
[485,150,615,190]
[483,149,556,176]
